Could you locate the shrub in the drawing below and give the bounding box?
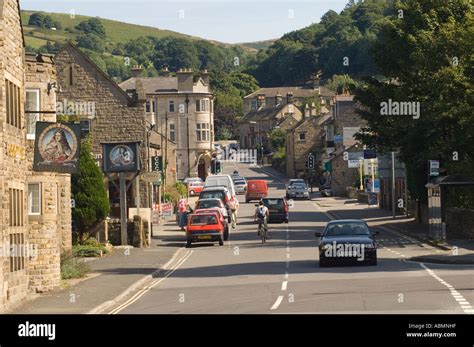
[60,255,89,280]
[72,244,108,258]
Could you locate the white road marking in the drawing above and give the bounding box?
[109,250,193,314]
[419,262,473,314]
[281,281,288,291]
[271,295,284,310]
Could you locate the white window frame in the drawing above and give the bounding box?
[196,123,210,142]
[299,133,306,141]
[169,123,176,142]
[28,183,41,215]
[250,100,258,110]
[26,89,40,140]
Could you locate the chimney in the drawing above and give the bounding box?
[257,94,266,108]
[161,67,170,77]
[276,93,283,105]
[131,65,143,78]
[311,102,317,116]
[177,68,194,92]
[313,71,321,94]
[286,92,294,104]
[201,69,210,86]
[304,104,310,118]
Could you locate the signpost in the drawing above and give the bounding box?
[429,160,440,177]
[141,171,162,182]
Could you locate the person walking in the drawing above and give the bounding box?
[177,197,188,231]
[229,195,239,229]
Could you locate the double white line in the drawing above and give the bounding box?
[108,250,193,314]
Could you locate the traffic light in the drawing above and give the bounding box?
[215,160,221,173]
[308,154,315,170]
[210,158,216,174]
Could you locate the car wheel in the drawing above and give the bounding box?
[285,218,289,224]
[219,235,224,246]
[186,241,192,248]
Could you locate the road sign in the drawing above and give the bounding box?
[348,160,360,168]
[429,160,440,177]
[334,135,343,144]
[363,149,377,159]
[141,171,162,182]
[324,161,332,172]
[368,192,378,205]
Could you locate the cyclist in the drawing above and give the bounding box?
[254,200,269,239]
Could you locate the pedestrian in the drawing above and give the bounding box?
[177,197,188,231]
[229,195,239,229]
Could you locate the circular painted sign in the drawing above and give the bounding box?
[38,123,78,163]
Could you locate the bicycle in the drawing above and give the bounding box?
[257,218,267,244]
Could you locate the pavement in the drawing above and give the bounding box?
[14,221,182,314]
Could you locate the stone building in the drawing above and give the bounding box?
[285,105,332,179]
[243,85,334,115]
[55,43,176,220]
[120,67,214,180]
[238,101,303,152]
[1,0,71,312]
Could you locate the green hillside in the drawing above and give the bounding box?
[21,10,200,48]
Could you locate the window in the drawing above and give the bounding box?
[196,99,209,112]
[10,233,25,272]
[169,123,176,142]
[196,123,210,142]
[5,79,21,128]
[152,100,156,113]
[9,188,24,226]
[80,120,91,136]
[299,133,306,141]
[28,183,41,215]
[146,100,151,113]
[251,100,258,110]
[169,101,175,113]
[25,89,40,139]
[69,65,74,86]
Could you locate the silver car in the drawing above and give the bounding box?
[233,178,247,195]
[288,183,310,200]
[286,179,305,198]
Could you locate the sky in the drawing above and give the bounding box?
[20,0,348,43]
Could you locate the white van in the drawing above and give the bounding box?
[205,175,236,197]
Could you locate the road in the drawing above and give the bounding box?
[110,162,474,314]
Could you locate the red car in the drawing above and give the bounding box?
[186,212,225,248]
[188,181,204,196]
[194,208,229,241]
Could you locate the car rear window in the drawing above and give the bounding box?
[190,215,218,225]
[197,200,220,209]
[264,199,284,208]
[200,191,225,200]
[234,180,245,184]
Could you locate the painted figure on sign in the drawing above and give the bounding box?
[43,129,72,162]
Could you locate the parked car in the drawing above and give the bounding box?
[233,178,247,195]
[320,186,333,197]
[315,220,378,267]
[188,181,205,196]
[199,187,232,221]
[186,212,225,247]
[245,180,268,203]
[285,179,305,198]
[287,182,310,200]
[194,208,229,240]
[195,198,229,222]
[205,174,236,197]
[262,198,289,223]
[183,177,203,186]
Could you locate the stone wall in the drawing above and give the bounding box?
[0,0,28,312]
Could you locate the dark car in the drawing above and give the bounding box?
[262,198,289,223]
[199,187,232,222]
[315,220,379,267]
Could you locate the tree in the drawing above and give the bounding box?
[270,128,286,150]
[72,137,110,240]
[28,12,61,29]
[75,18,106,38]
[354,0,474,203]
[326,74,358,94]
[77,34,105,52]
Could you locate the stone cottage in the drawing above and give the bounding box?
[1,0,72,312]
[55,43,177,220]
